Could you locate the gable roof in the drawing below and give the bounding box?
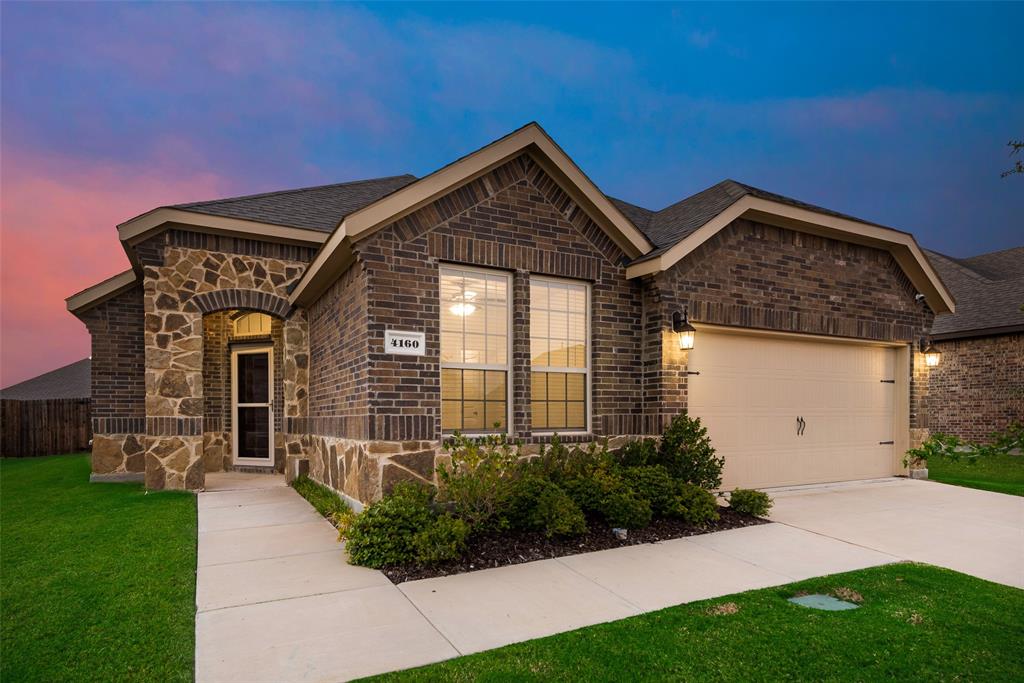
[925,247,1024,339]
[0,358,91,400]
[289,122,656,306]
[173,175,419,233]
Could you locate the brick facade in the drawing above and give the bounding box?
[80,152,984,500]
[920,333,1023,442]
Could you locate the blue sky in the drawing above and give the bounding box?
[1,1,1021,384]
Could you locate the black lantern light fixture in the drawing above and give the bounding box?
[673,307,696,350]
[920,337,941,367]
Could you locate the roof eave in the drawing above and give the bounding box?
[66,269,138,316]
[289,122,655,307]
[625,196,956,315]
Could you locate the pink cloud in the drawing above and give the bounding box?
[0,147,233,387]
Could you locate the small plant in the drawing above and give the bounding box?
[675,482,720,526]
[507,477,587,537]
[602,488,653,529]
[903,432,962,468]
[436,432,520,531]
[659,412,725,490]
[620,465,679,517]
[412,514,470,565]
[728,488,773,518]
[616,438,659,468]
[291,475,350,519]
[342,482,435,568]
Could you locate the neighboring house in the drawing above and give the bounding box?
[67,123,957,499]
[921,248,1023,442]
[0,358,91,400]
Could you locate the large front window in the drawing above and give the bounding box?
[440,267,510,432]
[531,278,589,431]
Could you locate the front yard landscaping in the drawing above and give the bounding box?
[928,453,1024,497]
[1,454,196,682]
[368,563,1024,682]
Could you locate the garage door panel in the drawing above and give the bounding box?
[688,330,896,490]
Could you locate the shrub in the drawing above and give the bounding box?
[291,475,349,519]
[528,437,613,485]
[342,482,435,568]
[412,514,470,565]
[615,438,659,468]
[508,477,586,537]
[602,488,652,529]
[436,432,520,531]
[728,488,773,517]
[659,412,724,490]
[620,465,679,516]
[675,482,720,526]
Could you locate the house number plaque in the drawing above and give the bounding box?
[384,330,425,356]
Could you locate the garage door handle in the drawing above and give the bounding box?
[879,440,894,445]
[796,416,805,436]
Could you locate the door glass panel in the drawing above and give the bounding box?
[238,353,269,404]
[237,406,270,459]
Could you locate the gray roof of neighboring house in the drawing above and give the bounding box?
[174,175,419,232]
[0,358,91,400]
[926,247,1024,339]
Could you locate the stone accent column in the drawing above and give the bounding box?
[143,261,204,491]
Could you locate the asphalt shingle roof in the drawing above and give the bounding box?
[926,247,1024,338]
[174,175,419,232]
[0,358,91,400]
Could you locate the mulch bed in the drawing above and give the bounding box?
[382,508,768,584]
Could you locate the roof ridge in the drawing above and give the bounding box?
[175,174,418,209]
[924,249,993,284]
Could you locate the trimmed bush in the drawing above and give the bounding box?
[659,412,724,490]
[620,465,679,517]
[343,482,435,568]
[603,488,652,529]
[675,482,720,526]
[508,477,586,537]
[615,438,659,468]
[728,488,773,517]
[436,432,519,531]
[413,514,470,565]
[291,475,349,519]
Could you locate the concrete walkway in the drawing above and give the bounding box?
[195,473,899,681]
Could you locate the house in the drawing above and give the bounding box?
[920,248,1023,442]
[0,358,91,400]
[67,122,958,500]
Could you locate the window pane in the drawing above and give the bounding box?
[485,402,506,430]
[485,371,506,401]
[550,286,568,311]
[549,340,568,368]
[463,402,485,430]
[531,372,546,401]
[568,313,586,341]
[464,334,486,365]
[567,373,585,401]
[487,277,507,304]
[441,332,463,363]
[550,311,568,339]
[531,338,549,367]
[486,305,507,336]
[547,402,566,429]
[568,344,586,369]
[441,369,462,400]
[237,353,269,404]
[441,401,461,431]
[463,370,484,400]
[567,402,585,430]
[237,406,270,458]
[548,372,567,401]
[532,402,547,429]
[486,335,507,365]
[530,283,548,309]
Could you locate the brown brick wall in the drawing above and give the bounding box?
[924,333,1023,442]
[650,218,933,429]
[80,284,146,432]
[348,153,645,442]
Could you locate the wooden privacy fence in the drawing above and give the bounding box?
[0,399,92,457]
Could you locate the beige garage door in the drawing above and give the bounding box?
[687,329,896,490]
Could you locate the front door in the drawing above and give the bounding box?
[232,346,274,466]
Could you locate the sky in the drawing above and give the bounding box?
[1,2,1021,387]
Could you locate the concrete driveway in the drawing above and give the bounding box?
[768,478,1024,589]
[195,474,1022,682]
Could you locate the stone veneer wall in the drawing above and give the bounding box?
[139,235,311,489]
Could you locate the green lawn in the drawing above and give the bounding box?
[1,454,197,682]
[928,453,1024,496]
[369,563,1024,682]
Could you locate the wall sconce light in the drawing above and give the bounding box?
[673,307,696,350]
[920,337,941,367]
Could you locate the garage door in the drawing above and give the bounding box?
[687,329,896,490]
